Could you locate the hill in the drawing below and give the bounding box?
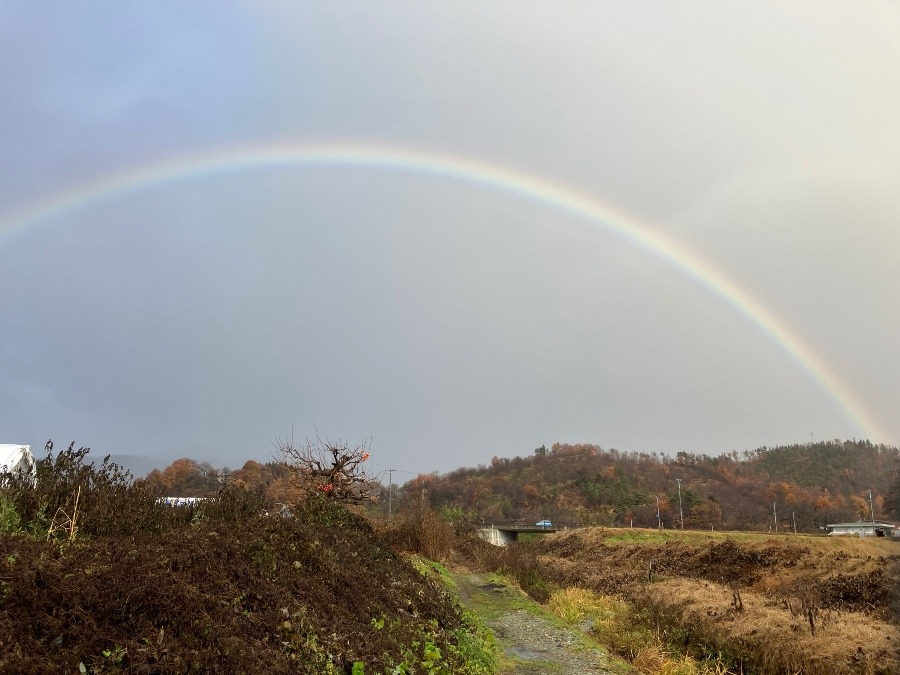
[404,440,900,531]
[0,445,496,674]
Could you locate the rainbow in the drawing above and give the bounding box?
[0,140,885,441]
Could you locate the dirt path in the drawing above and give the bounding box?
[452,572,622,675]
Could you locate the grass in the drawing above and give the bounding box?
[457,573,540,622]
[597,526,899,557]
[410,555,459,590]
[547,587,737,675]
[548,587,627,627]
[408,555,503,674]
[602,527,791,546]
[450,571,633,675]
[638,577,900,675]
[531,526,900,674]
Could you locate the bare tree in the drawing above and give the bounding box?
[275,435,374,504]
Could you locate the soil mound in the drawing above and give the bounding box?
[0,499,470,674]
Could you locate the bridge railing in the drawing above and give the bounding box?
[481,521,584,531]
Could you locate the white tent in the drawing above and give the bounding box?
[0,444,36,481]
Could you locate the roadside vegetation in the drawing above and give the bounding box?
[0,442,498,674]
[534,528,900,674]
[379,492,899,674]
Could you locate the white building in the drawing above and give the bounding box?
[160,496,207,506]
[826,521,897,537]
[0,444,36,482]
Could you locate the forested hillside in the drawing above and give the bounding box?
[403,440,900,532]
[142,439,900,533]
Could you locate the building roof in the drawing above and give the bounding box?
[0,444,33,473]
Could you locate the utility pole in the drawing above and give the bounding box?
[773,502,778,532]
[675,479,684,529]
[387,469,396,520]
[869,490,875,522]
[792,511,797,534]
[656,495,662,529]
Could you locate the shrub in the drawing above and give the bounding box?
[0,495,21,532]
[1,441,190,537]
[495,543,550,602]
[0,480,486,673]
[381,505,454,562]
[275,435,375,504]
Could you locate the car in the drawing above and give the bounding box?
[535,519,552,527]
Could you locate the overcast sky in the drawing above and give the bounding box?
[2,2,899,478]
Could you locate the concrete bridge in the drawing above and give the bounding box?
[476,522,573,546]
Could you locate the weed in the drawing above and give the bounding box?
[547,586,740,674]
[1,441,185,537]
[548,587,613,624]
[448,609,500,675]
[405,556,501,673]
[381,505,455,562]
[0,496,20,532]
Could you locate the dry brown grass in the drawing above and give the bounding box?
[632,645,667,673]
[575,526,898,558]
[532,527,900,674]
[379,506,455,561]
[642,577,899,674]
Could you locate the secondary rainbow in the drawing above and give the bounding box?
[0,140,884,442]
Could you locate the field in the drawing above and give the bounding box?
[530,527,900,674]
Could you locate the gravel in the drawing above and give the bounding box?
[453,573,618,675]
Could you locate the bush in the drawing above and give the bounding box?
[0,441,189,538]
[0,476,488,673]
[275,435,374,504]
[0,495,21,532]
[381,505,454,562]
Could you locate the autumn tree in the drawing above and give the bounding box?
[264,474,304,507]
[884,468,900,519]
[338,438,900,531]
[229,460,270,491]
[686,497,724,529]
[143,458,220,497]
[275,436,374,503]
[850,495,870,520]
